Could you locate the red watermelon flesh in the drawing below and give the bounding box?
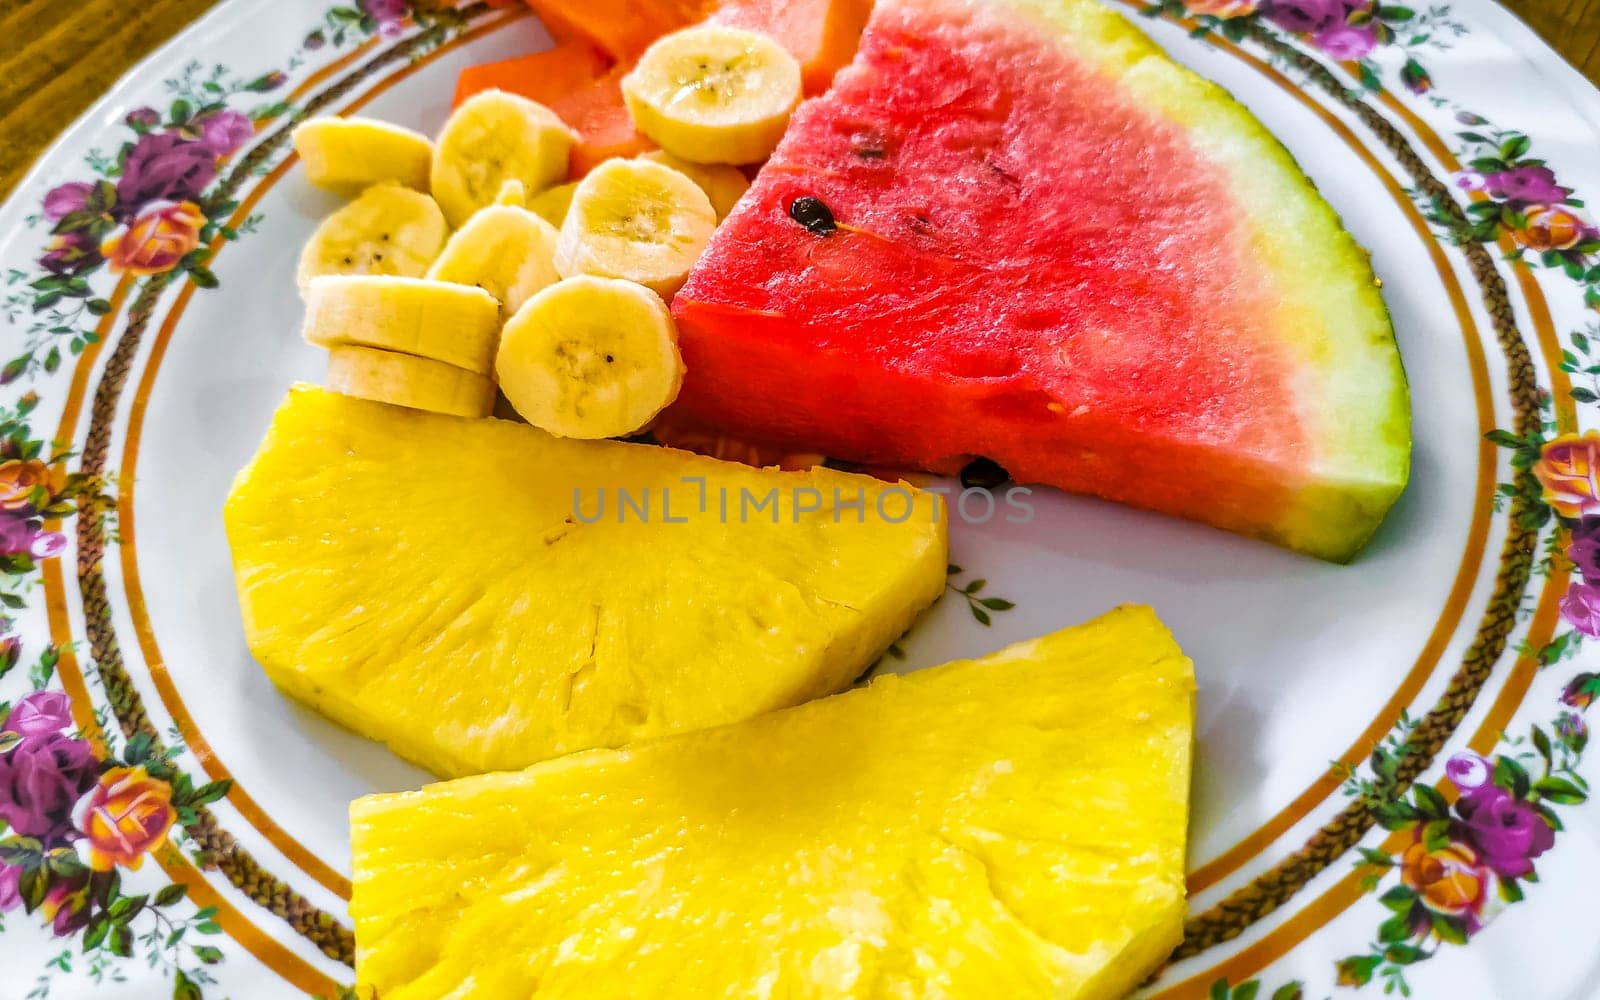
[672,0,1409,561]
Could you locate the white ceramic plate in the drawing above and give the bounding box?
[1,1,1598,996]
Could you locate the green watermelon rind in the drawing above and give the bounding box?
[998,0,1411,561]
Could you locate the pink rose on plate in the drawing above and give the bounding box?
[0,511,66,560]
[42,182,94,222]
[1312,23,1378,60]
[124,107,161,130]
[1455,783,1555,879]
[1482,165,1568,205]
[1445,752,1491,793]
[0,864,20,913]
[1560,580,1600,638]
[1566,516,1600,579]
[3,690,74,740]
[191,109,254,157]
[1261,0,1344,33]
[0,514,25,555]
[115,131,217,212]
[30,530,66,559]
[360,0,410,35]
[0,733,100,845]
[0,512,40,556]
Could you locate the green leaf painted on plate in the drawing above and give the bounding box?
[1494,755,1531,799]
[1533,776,1587,804]
[1412,782,1449,819]
[1379,884,1417,911]
[173,969,203,1000]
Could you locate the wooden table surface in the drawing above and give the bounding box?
[0,0,1596,201]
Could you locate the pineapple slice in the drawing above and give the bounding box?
[351,605,1194,999]
[224,386,947,776]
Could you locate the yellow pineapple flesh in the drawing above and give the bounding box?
[224,386,948,776]
[350,605,1194,999]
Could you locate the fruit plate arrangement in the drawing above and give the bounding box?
[2,0,1600,997]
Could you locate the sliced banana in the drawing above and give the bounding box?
[528,182,579,228]
[495,179,527,207]
[293,117,434,195]
[431,90,576,228]
[639,150,749,220]
[621,26,802,165]
[426,205,561,321]
[327,345,496,418]
[303,275,501,375]
[295,183,447,295]
[554,158,716,298]
[496,276,683,439]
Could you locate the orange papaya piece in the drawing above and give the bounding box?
[521,0,714,60]
[549,65,657,175]
[713,0,874,95]
[451,40,608,109]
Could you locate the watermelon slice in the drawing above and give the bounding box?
[672,0,1410,562]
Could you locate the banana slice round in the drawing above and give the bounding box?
[638,150,750,220]
[304,275,501,374]
[296,183,448,295]
[327,345,496,418]
[496,275,684,439]
[431,90,576,228]
[528,181,579,228]
[427,204,561,321]
[292,117,434,195]
[554,158,716,298]
[622,26,802,165]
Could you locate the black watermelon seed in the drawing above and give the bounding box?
[959,457,1010,490]
[788,196,837,236]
